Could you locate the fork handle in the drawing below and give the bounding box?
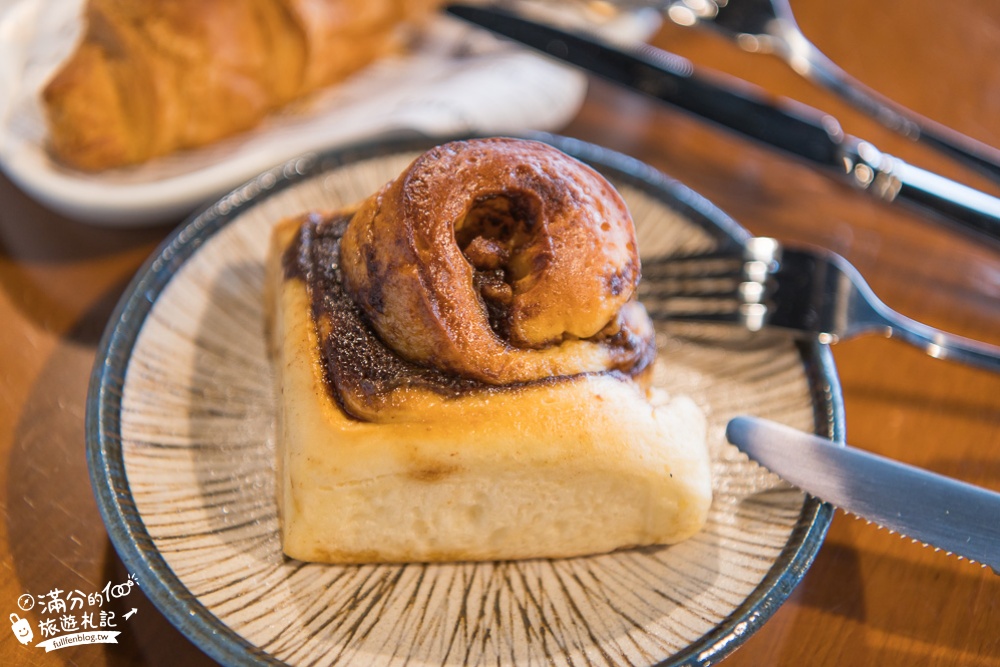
[880,307,1000,373]
[792,38,1000,186]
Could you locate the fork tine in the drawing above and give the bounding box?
[637,276,743,300]
[639,246,768,302]
[641,253,745,279]
[639,252,746,301]
[638,241,779,327]
[651,309,748,324]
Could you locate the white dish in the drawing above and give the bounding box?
[87,134,841,666]
[0,0,655,226]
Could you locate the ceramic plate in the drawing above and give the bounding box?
[87,133,842,666]
[0,0,656,226]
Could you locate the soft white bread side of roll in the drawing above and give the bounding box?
[267,217,712,564]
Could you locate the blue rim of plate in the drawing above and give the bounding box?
[85,131,843,667]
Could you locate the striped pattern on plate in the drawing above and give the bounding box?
[88,135,841,667]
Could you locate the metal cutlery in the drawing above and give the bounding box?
[446,4,1000,245]
[727,416,1000,573]
[648,0,1000,185]
[639,237,1000,372]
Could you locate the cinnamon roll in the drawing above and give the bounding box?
[267,138,711,564]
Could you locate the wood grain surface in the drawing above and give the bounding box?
[2,0,1000,665]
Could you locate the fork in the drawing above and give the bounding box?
[648,0,1000,185]
[638,237,1000,372]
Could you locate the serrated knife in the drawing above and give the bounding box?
[445,4,1000,245]
[727,416,1000,573]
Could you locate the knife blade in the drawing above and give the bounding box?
[727,416,1000,573]
[446,4,1000,245]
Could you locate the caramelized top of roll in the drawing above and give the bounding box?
[338,138,655,386]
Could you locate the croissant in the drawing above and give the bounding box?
[267,138,712,564]
[41,0,439,171]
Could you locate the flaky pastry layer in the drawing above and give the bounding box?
[43,0,440,171]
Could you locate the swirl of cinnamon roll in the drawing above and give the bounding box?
[339,137,654,385]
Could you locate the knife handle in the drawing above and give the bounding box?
[848,141,1000,244]
[634,43,1000,245]
[445,3,1000,246]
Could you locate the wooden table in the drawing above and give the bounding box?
[2,1,999,664]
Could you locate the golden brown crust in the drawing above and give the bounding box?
[339,138,654,386]
[42,0,440,171]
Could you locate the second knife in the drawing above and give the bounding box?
[446,4,1000,245]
